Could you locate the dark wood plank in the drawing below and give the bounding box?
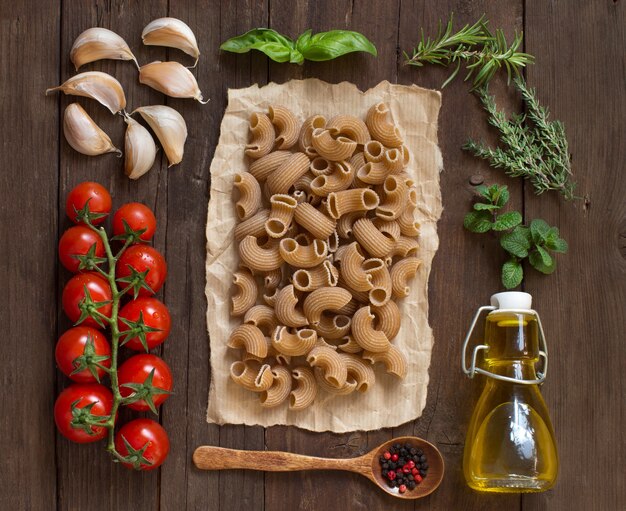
[0,1,60,508]
[523,1,626,510]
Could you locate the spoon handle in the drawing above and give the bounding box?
[193,446,369,474]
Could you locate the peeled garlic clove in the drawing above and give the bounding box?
[124,115,157,179]
[133,105,187,166]
[63,103,121,157]
[142,17,200,67]
[46,71,126,114]
[138,61,208,104]
[70,27,139,70]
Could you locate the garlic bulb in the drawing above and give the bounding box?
[142,17,200,67]
[63,103,121,156]
[46,71,126,114]
[124,115,157,179]
[138,61,208,104]
[133,105,187,166]
[70,27,138,70]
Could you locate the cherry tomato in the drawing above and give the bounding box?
[54,383,113,443]
[113,203,157,241]
[62,272,112,328]
[116,245,167,296]
[58,226,105,273]
[118,298,171,351]
[118,354,172,412]
[55,327,111,383]
[115,419,169,470]
[66,182,112,225]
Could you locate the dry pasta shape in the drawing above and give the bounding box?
[239,235,283,272]
[231,270,257,316]
[327,189,379,219]
[265,194,298,238]
[293,202,336,240]
[289,367,317,410]
[311,128,357,161]
[376,175,408,221]
[306,345,348,388]
[227,324,269,358]
[249,150,292,182]
[363,345,408,379]
[245,112,275,159]
[271,326,317,356]
[352,218,394,258]
[390,257,421,298]
[372,300,401,340]
[352,306,391,353]
[292,260,338,292]
[314,314,351,340]
[326,115,371,145]
[244,305,279,336]
[233,172,262,221]
[365,102,403,148]
[298,114,326,157]
[279,237,327,268]
[339,242,373,292]
[363,258,392,307]
[341,353,376,392]
[230,360,274,392]
[235,209,270,242]
[337,335,363,354]
[260,365,292,407]
[274,285,309,328]
[266,152,310,195]
[314,367,357,395]
[310,161,355,196]
[269,105,299,150]
[303,286,352,325]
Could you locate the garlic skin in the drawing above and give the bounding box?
[124,115,157,179]
[46,71,127,114]
[133,105,187,167]
[142,17,200,67]
[63,103,121,157]
[138,61,208,104]
[70,27,138,70]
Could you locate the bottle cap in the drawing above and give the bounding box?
[490,291,532,310]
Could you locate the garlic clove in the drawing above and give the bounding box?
[138,61,208,104]
[70,27,139,70]
[63,103,121,157]
[132,105,187,167]
[124,114,157,179]
[46,71,127,114]
[142,17,200,68]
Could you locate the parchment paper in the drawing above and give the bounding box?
[205,79,442,432]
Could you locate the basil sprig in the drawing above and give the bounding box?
[220,28,377,64]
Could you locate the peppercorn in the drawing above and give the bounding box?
[421,462,429,470]
[387,470,396,481]
[420,470,427,477]
[399,484,407,493]
[407,474,414,481]
[391,453,399,462]
[409,448,417,455]
[408,481,417,490]
[419,455,427,463]
[383,451,391,460]
[416,449,423,456]
[407,460,415,469]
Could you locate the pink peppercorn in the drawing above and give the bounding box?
[391,453,399,462]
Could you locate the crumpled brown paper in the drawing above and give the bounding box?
[205,79,442,432]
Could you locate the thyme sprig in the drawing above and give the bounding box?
[404,14,534,89]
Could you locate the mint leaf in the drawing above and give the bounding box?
[529,249,557,274]
[476,184,490,199]
[536,245,553,266]
[548,237,568,253]
[502,259,523,289]
[464,211,492,233]
[530,218,551,243]
[492,211,522,231]
[500,227,531,257]
[493,186,510,208]
[473,202,500,211]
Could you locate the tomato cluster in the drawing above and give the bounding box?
[54,182,171,470]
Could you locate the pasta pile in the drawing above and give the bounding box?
[228,103,422,410]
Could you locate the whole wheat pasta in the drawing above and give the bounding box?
[341,353,376,392]
[306,345,348,387]
[263,267,283,291]
[269,105,299,150]
[266,152,310,195]
[263,287,279,307]
[314,314,351,340]
[311,128,357,161]
[326,115,371,145]
[279,238,327,268]
[239,235,283,272]
[314,336,338,351]
[389,235,419,258]
[397,205,421,236]
[372,218,401,242]
[310,157,333,176]
[265,194,298,238]
[235,209,270,242]
[337,335,362,354]
[310,161,355,196]
[337,274,371,303]
[289,366,317,410]
[400,145,411,167]
[335,298,359,316]
[233,173,262,221]
[349,151,366,172]
[376,175,408,221]
[407,187,418,207]
[249,151,292,182]
[396,171,416,189]
[271,326,317,357]
[292,189,307,204]
[307,193,323,206]
[326,230,339,253]
[230,360,274,392]
[383,148,405,173]
[303,286,352,325]
[314,367,357,395]
[352,218,394,258]
[245,112,275,159]
[293,171,314,193]
[244,305,279,336]
[363,345,408,379]
[390,257,421,298]
[259,365,292,407]
[326,189,379,219]
[363,258,392,306]
[231,270,258,316]
[336,210,366,239]
[293,202,336,240]
[372,300,401,340]
[274,284,308,328]
[298,114,326,156]
[339,242,373,292]
[352,306,391,353]
[356,161,392,185]
[227,324,269,358]
[363,140,385,162]
[292,260,339,292]
[365,102,403,148]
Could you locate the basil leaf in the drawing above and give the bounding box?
[220,28,304,64]
[297,30,377,61]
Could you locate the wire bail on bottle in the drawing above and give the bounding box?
[461,306,549,385]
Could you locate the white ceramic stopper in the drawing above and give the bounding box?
[490,291,532,310]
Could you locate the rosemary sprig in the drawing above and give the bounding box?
[464,77,576,200]
[404,14,534,89]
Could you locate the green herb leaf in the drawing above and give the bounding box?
[548,237,568,253]
[500,227,531,258]
[476,184,490,199]
[464,211,492,233]
[494,186,509,207]
[220,28,303,64]
[536,245,553,266]
[530,218,551,243]
[529,249,557,274]
[473,202,500,211]
[296,30,377,61]
[492,211,522,231]
[502,259,523,289]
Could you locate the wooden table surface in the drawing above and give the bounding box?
[1,0,624,509]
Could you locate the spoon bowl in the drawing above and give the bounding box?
[193,435,444,500]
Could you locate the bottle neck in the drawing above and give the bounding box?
[485,359,538,381]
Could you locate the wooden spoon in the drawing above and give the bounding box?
[193,436,444,500]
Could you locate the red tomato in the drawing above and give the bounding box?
[115,419,169,470]
[116,245,167,296]
[62,272,112,328]
[58,226,105,273]
[118,298,171,351]
[118,354,172,411]
[113,203,157,241]
[55,327,111,383]
[54,383,113,443]
[66,182,112,225]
